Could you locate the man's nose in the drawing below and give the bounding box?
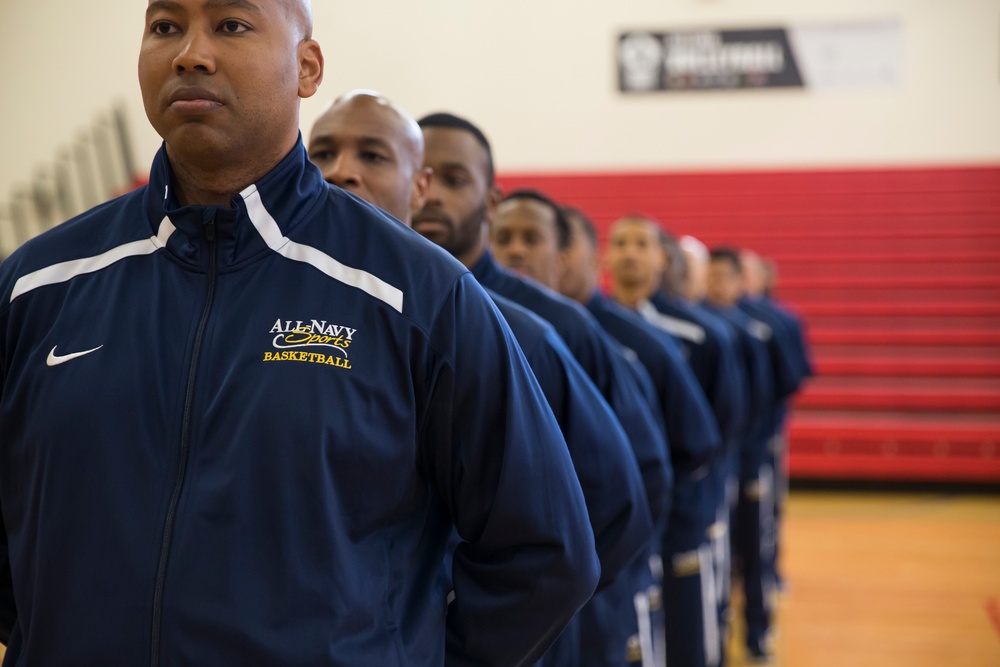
[504,236,529,259]
[422,175,444,205]
[173,29,218,74]
[323,154,361,188]
[624,244,643,261]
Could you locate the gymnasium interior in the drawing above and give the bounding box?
[1,1,997,665]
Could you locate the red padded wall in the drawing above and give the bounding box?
[496,166,1000,483]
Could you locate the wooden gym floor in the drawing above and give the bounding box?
[1,490,997,665]
[726,490,1000,667]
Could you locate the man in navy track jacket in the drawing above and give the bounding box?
[0,3,600,665]
[415,113,669,666]
[561,207,728,667]
[704,248,779,661]
[488,190,672,667]
[305,92,655,667]
[606,216,744,667]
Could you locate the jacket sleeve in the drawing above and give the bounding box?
[768,329,802,401]
[706,325,749,450]
[598,333,672,530]
[658,335,723,472]
[0,309,15,646]
[0,502,14,646]
[420,274,600,667]
[532,328,652,591]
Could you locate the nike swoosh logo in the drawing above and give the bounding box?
[46,345,103,367]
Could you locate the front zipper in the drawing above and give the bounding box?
[150,216,217,666]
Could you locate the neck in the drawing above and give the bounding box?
[611,280,653,308]
[456,225,489,270]
[165,134,296,207]
[457,245,485,271]
[564,278,597,306]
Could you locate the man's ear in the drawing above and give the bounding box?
[591,245,603,276]
[485,185,503,229]
[409,167,433,217]
[556,248,571,289]
[656,244,669,275]
[298,40,325,99]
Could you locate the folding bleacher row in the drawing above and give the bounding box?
[498,166,1000,484]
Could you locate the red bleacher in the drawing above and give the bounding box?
[497,166,1000,483]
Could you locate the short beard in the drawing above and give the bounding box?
[443,201,488,260]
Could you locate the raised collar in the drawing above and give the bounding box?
[141,136,327,269]
[469,248,501,284]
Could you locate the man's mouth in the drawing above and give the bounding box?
[412,213,452,235]
[168,87,224,112]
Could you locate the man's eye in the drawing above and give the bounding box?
[444,175,468,188]
[361,151,388,164]
[151,21,178,35]
[219,20,249,33]
[309,150,335,162]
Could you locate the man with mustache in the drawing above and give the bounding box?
[416,113,671,666]
[0,2,600,664]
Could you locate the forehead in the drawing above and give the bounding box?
[684,248,705,265]
[147,0,273,17]
[422,127,487,168]
[742,255,762,273]
[610,219,657,242]
[311,100,408,146]
[710,257,738,272]
[497,199,556,230]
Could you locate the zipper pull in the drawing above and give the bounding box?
[204,215,216,242]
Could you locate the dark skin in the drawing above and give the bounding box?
[706,258,742,308]
[606,217,666,308]
[307,91,429,224]
[741,250,766,297]
[492,198,563,290]
[138,0,324,206]
[0,2,314,656]
[558,211,601,305]
[414,127,501,269]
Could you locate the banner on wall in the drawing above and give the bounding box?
[617,21,901,93]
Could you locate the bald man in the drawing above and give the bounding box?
[680,235,710,303]
[306,94,657,667]
[308,90,430,223]
[0,3,602,664]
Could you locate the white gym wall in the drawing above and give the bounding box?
[0,0,997,196]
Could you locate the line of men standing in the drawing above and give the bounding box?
[306,90,813,666]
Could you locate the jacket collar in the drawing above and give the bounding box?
[142,136,327,268]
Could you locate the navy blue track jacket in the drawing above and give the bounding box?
[0,141,600,666]
[588,294,721,474]
[472,252,671,529]
[461,293,652,667]
[641,293,747,455]
[740,296,813,387]
[487,292,651,589]
[703,304,776,476]
[736,299,800,402]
